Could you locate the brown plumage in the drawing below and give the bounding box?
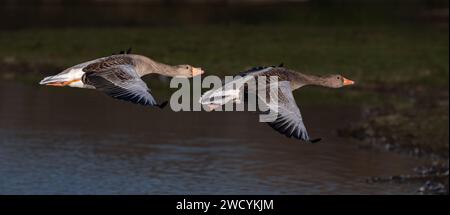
[201,65,355,142]
[40,54,204,108]
[83,55,135,73]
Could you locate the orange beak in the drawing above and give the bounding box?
[192,67,204,77]
[343,77,355,86]
[46,79,81,87]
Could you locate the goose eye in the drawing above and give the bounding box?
[186,66,189,69]
[337,77,340,79]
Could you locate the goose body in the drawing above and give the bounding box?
[40,53,204,107]
[200,65,354,142]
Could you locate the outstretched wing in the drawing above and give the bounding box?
[83,64,159,107]
[261,81,310,141]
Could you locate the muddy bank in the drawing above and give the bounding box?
[339,83,448,158]
[366,161,448,195]
[339,83,449,194]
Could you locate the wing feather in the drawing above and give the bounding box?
[261,81,310,141]
[83,65,159,107]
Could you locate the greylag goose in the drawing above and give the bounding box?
[40,52,204,108]
[200,64,354,143]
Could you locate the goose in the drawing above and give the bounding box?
[200,64,354,143]
[40,51,204,108]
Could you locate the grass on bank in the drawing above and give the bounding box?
[0,24,448,87]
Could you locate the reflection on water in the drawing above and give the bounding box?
[0,82,423,194]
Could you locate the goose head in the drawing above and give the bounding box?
[319,74,355,88]
[174,64,204,77]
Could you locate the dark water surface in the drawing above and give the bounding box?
[0,82,424,194]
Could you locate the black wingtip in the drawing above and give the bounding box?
[278,63,284,67]
[112,48,132,55]
[309,138,322,143]
[157,101,169,109]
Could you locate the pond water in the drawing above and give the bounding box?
[0,82,424,194]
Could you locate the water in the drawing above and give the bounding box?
[0,82,424,194]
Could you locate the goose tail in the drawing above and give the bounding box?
[39,69,85,88]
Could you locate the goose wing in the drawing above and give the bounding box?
[238,66,274,77]
[260,81,311,141]
[82,64,160,107]
[82,55,135,72]
[200,65,283,106]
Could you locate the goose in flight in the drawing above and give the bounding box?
[200,64,354,143]
[40,51,204,108]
